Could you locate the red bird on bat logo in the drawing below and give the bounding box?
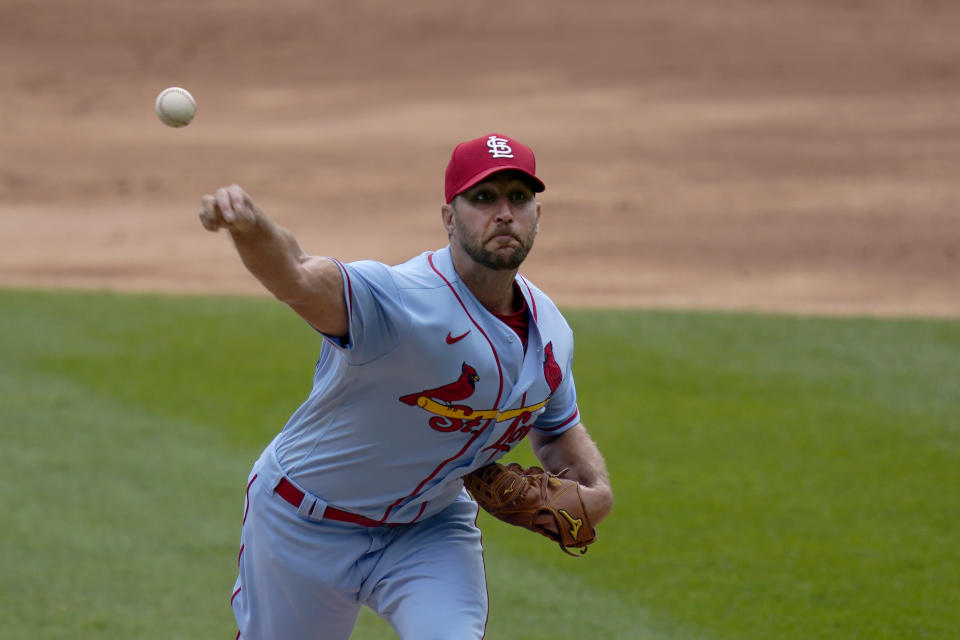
[543,342,562,395]
[399,362,479,409]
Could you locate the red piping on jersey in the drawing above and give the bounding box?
[379,252,506,522]
[537,407,580,432]
[236,473,258,575]
[517,274,538,322]
[242,473,258,525]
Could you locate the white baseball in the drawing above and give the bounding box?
[155,87,196,128]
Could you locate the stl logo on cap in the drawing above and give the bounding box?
[444,132,545,203]
[486,136,514,159]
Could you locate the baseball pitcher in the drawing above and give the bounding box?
[198,133,614,639]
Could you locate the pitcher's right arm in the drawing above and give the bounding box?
[199,184,347,337]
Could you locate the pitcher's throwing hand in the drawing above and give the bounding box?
[198,184,260,233]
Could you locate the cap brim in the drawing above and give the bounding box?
[449,166,545,203]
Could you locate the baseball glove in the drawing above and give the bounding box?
[463,462,596,556]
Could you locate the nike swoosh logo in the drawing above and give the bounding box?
[446,330,470,345]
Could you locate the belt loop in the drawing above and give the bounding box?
[298,494,328,522]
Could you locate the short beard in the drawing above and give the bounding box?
[452,209,537,271]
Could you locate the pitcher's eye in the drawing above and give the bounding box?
[470,189,496,203]
[509,190,532,203]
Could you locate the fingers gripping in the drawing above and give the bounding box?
[198,194,219,230]
[198,184,258,232]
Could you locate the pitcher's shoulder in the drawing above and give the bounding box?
[390,250,454,291]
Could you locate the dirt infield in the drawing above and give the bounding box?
[2,0,958,316]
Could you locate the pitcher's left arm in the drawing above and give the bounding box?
[529,423,613,525]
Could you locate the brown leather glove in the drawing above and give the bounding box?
[463,462,597,556]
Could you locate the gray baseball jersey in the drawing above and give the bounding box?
[233,244,579,638]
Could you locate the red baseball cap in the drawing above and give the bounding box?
[444,133,546,203]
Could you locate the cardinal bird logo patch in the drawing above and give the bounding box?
[399,362,479,413]
[399,362,550,434]
[543,342,562,395]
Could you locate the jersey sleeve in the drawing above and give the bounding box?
[326,259,410,364]
[533,335,580,435]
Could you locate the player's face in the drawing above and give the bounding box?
[446,172,541,271]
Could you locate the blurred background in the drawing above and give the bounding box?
[2,0,958,315]
[3,3,959,638]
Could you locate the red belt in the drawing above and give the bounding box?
[274,478,400,528]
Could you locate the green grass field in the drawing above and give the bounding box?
[1,288,958,639]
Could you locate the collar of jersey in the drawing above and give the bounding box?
[433,245,534,323]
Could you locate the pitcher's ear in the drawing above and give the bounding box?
[441,203,456,235]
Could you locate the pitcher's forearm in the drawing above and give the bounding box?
[229,218,311,303]
[199,184,348,336]
[529,423,614,523]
